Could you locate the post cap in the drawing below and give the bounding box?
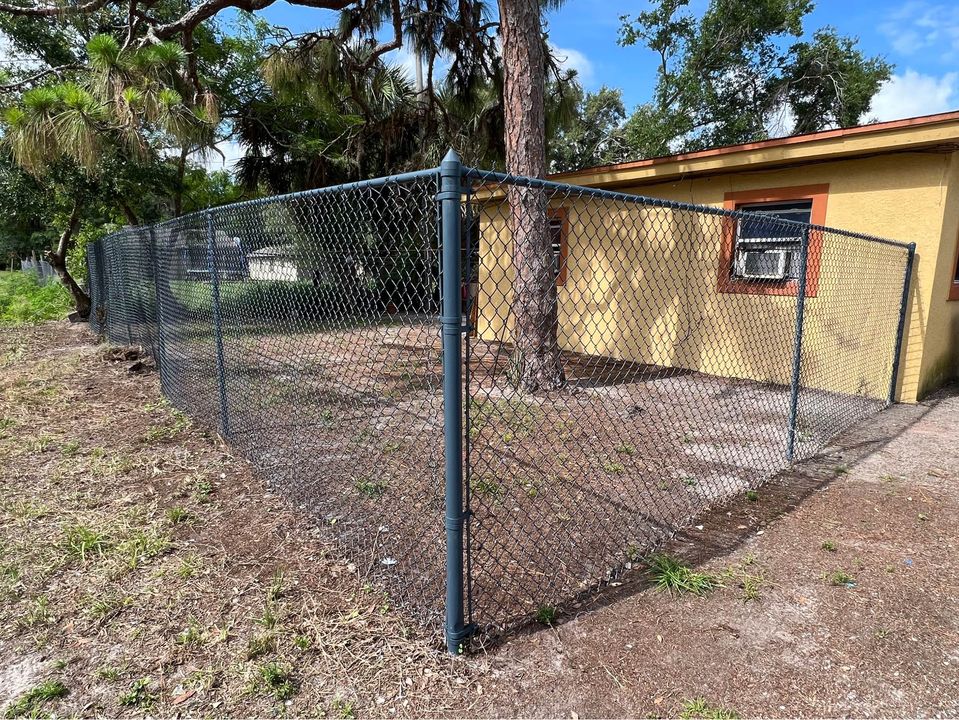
[441,148,461,166]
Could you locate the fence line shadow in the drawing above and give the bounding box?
[478,386,949,650]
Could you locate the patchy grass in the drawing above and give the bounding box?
[646,554,722,596]
[679,698,740,719]
[0,323,476,718]
[118,678,156,708]
[470,474,503,500]
[257,661,298,701]
[353,476,387,499]
[62,525,112,562]
[4,679,68,718]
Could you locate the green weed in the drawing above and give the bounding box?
[63,525,111,562]
[679,698,739,719]
[534,605,557,625]
[166,507,192,524]
[603,460,625,474]
[330,698,357,719]
[470,475,502,500]
[259,662,297,701]
[827,570,856,587]
[118,678,155,708]
[21,595,53,627]
[0,271,72,326]
[114,529,171,571]
[4,680,68,717]
[245,634,276,660]
[354,477,387,499]
[647,554,721,596]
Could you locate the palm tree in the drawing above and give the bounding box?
[1,35,218,317]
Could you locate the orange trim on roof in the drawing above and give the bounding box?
[550,110,959,180]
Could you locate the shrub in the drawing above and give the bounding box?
[0,271,72,325]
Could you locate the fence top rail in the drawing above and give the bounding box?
[92,160,913,254]
[97,166,442,245]
[462,166,916,252]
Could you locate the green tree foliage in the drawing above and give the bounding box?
[549,86,630,173]
[618,0,892,155]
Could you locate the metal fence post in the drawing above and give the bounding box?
[95,241,109,338]
[149,227,169,395]
[439,149,472,653]
[85,248,97,333]
[118,241,134,346]
[888,242,916,404]
[205,211,231,439]
[786,227,811,462]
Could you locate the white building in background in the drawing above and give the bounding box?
[247,245,301,282]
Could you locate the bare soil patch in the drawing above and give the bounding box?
[147,316,878,632]
[1,321,956,718]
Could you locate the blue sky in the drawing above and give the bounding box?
[201,0,959,168]
[247,0,959,117]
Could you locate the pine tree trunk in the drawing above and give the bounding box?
[498,0,564,391]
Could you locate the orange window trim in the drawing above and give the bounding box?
[949,233,959,301]
[550,207,569,286]
[718,184,829,298]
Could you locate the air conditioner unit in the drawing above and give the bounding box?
[736,248,790,280]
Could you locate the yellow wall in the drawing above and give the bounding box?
[915,151,959,397]
[475,152,956,402]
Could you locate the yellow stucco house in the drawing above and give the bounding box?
[473,110,959,403]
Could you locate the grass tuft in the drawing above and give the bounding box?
[534,604,557,626]
[827,570,856,587]
[354,476,387,499]
[63,525,111,562]
[4,680,68,718]
[679,698,739,719]
[647,554,721,596]
[259,661,297,701]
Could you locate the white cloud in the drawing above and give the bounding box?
[549,44,594,86]
[869,69,959,121]
[879,2,959,60]
[192,140,246,172]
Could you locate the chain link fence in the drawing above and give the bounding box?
[86,153,914,650]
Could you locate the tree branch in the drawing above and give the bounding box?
[0,0,108,16]
[148,0,354,40]
[0,64,82,92]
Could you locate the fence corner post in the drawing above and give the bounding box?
[439,149,472,654]
[787,227,811,462]
[888,242,916,405]
[205,211,231,439]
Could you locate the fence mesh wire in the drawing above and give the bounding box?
[86,164,912,640]
[460,170,911,632]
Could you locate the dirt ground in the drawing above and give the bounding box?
[1,321,957,718]
[141,313,882,633]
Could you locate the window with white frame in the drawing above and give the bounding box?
[732,200,813,281]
